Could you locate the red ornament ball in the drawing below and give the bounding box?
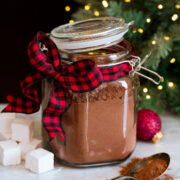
[137,109,161,141]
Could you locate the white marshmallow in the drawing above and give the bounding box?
[25,148,54,173]
[0,132,11,141]
[19,139,42,160]
[11,118,34,143]
[0,113,16,133]
[0,140,21,166]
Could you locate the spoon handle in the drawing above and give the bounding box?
[110,175,137,180]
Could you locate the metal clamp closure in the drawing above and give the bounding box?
[129,52,162,85]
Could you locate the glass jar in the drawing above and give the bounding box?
[42,17,138,167]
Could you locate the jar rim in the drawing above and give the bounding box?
[60,40,133,67]
[50,17,133,53]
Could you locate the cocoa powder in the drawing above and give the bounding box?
[120,157,170,180]
[120,157,142,175]
[157,174,174,180]
[69,82,133,103]
[43,77,136,165]
[163,174,174,180]
[134,158,168,180]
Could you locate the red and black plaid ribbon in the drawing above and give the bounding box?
[2,32,133,142]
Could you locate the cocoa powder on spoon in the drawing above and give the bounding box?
[119,157,173,180]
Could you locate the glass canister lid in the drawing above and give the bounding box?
[50,17,133,53]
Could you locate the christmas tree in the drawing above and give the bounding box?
[71,0,180,114]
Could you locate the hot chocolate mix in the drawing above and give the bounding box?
[42,77,136,164]
[120,157,172,180]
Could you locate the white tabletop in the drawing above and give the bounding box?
[0,104,180,180]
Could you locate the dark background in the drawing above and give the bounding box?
[0,0,77,102]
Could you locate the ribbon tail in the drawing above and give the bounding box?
[43,112,66,143]
[2,72,43,114]
[43,84,68,143]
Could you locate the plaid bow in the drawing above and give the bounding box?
[2,32,132,142]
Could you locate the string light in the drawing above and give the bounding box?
[138,28,144,34]
[102,0,109,8]
[175,4,180,9]
[170,58,176,63]
[143,87,148,93]
[146,18,151,23]
[161,77,164,82]
[69,20,74,23]
[84,4,91,10]
[152,40,156,45]
[146,95,151,100]
[65,6,71,12]
[124,0,131,2]
[157,85,163,90]
[168,82,175,88]
[164,36,170,41]
[88,52,94,55]
[171,14,179,21]
[133,29,137,33]
[157,4,163,10]
[94,10,100,16]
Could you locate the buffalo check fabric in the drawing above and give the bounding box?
[2,32,133,142]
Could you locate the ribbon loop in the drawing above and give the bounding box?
[59,60,104,92]
[28,32,61,77]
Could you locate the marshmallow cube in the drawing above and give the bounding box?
[11,118,34,143]
[19,139,42,160]
[25,148,54,173]
[0,113,16,133]
[0,132,11,141]
[0,140,21,166]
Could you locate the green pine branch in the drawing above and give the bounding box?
[72,0,180,114]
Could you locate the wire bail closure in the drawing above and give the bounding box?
[129,52,162,85]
